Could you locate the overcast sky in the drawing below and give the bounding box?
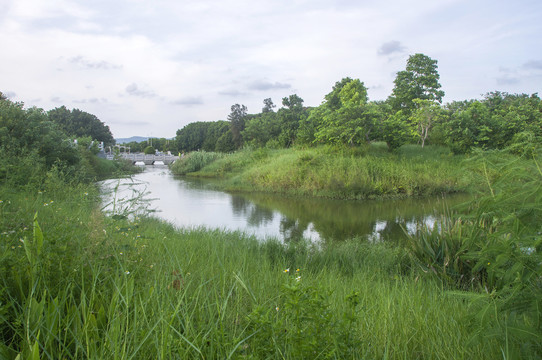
[1,0,541,138]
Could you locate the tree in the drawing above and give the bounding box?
[48,107,114,145]
[313,79,373,146]
[262,98,276,113]
[379,111,414,151]
[175,122,209,152]
[409,99,445,147]
[324,77,357,111]
[390,53,444,114]
[443,101,492,154]
[202,121,230,152]
[228,104,247,149]
[277,94,306,147]
[143,146,155,155]
[215,129,236,152]
[243,112,280,147]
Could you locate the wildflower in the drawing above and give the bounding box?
[119,252,123,255]
[296,276,301,282]
[296,268,300,272]
[84,192,88,196]
[283,268,289,273]
[125,271,130,275]
[0,200,3,204]
[275,306,279,311]
[44,203,49,206]
[487,262,491,265]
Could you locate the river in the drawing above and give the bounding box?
[101,165,469,244]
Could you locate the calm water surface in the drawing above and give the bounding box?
[102,165,469,243]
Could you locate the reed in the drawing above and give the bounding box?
[0,184,523,359]
[169,151,225,175]
[1,148,540,358]
[176,144,470,199]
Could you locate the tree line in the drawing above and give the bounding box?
[175,53,541,155]
[0,93,118,185]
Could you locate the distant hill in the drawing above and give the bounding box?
[115,136,148,144]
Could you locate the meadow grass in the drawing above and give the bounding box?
[0,180,523,359]
[173,144,471,200]
[2,147,540,358]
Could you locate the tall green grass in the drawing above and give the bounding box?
[2,147,540,358]
[404,150,542,357]
[170,151,225,175]
[177,144,469,199]
[0,181,518,358]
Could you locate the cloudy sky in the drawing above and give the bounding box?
[1,0,541,138]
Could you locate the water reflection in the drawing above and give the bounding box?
[101,166,469,243]
[231,192,465,243]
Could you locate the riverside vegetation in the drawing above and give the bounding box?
[2,54,542,358]
[170,144,469,199]
[2,143,540,358]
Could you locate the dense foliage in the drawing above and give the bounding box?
[1,88,541,357]
[48,105,115,146]
[0,95,133,187]
[174,53,541,155]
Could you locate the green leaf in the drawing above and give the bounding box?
[33,212,44,257]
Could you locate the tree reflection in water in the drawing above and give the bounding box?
[231,191,468,243]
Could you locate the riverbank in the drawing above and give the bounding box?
[1,149,540,358]
[171,143,473,199]
[0,181,514,358]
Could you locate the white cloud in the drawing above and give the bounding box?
[1,0,541,137]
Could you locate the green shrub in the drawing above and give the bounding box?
[143,146,155,155]
[405,151,542,356]
[170,151,225,175]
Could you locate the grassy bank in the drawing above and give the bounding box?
[171,144,471,199]
[1,147,540,358]
[1,169,540,358]
[0,188,499,359]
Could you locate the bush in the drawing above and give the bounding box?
[143,146,155,155]
[405,151,542,356]
[170,151,224,175]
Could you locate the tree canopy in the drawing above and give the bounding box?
[48,106,115,145]
[389,53,444,114]
[170,53,540,155]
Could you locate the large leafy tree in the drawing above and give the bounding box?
[243,112,280,147]
[409,99,445,147]
[175,120,230,152]
[0,99,79,169]
[262,98,276,113]
[390,53,445,114]
[48,106,114,145]
[443,100,493,154]
[277,94,306,147]
[313,78,375,146]
[175,121,209,152]
[228,104,248,149]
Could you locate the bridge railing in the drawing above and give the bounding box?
[105,153,179,162]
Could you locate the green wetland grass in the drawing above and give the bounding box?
[0,189,527,358]
[171,144,470,199]
[1,146,541,359]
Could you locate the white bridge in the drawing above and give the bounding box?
[106,153,179,165]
